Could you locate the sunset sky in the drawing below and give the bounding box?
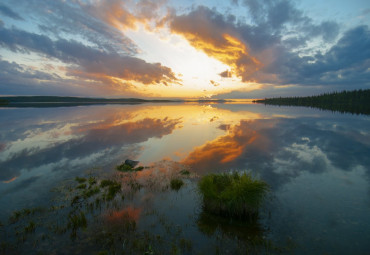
[0,0,369,99]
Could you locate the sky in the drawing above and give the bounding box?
[0,0,369,99]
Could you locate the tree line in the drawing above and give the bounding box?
[254,89,370,115]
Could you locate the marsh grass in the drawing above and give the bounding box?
[116,163,144,172]
[198,172,269,219]
[9,208,43,224]
[2,169,195,254]
[170,178,184,191]
[2,165,276,254]
[179,169,190,176]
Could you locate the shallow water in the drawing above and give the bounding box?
[0,103,369,254]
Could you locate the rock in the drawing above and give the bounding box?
[124,159,139,168]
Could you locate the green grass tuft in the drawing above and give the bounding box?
[170,178,184,191]
[76,183,87,189]
[100,179,116,188]
[134,166,144,171]
[179,170,190,176]
[82,186,100,198]
[75,177,86,183]
[116,163,144,172]
[198,172,269,219]
[116,163,133,172]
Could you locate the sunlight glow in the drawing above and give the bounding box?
[124,26,257,98]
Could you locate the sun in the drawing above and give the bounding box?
[123,25,256,98]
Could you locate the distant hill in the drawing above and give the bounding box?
[0,96,176,107]
[254,89,370,115]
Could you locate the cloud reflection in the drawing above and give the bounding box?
[182,116,370,190]
[0,110,182,182]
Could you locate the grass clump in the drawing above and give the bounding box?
[116,163,144,172]
[76,183,87,189]
[9,208,42,224]
[170,179,184,191]
[82,186,100,199]
[75,177,86,183]
[103,181,122,201]
[179,170,190,176]
[198,172,269,219]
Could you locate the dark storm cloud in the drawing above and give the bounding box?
[0,4,24,21]
[0,26,179,86]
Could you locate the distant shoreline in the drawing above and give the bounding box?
[253,89,370,115]
[0,96,230,107]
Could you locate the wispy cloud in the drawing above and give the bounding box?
[0,3,23,20]
[0,24,180,87]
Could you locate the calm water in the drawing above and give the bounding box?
[0,103,370,254]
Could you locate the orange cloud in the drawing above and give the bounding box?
[105,207,142,222]
[2,176,18,183]
[182,121,260,170]
[66,53,181,88]
[85,0,167,31]
[170,7,262,82]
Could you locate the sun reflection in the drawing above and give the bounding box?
[0,103,269,182]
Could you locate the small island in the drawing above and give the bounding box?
[254,89,370,115]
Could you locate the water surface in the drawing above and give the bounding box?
[0,103,369,254]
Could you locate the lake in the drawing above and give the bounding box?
[0,102,369,254]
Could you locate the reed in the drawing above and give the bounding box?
[198,172,269,219]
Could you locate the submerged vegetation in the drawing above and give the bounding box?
[254,89,370,115]
[0,163,280,254]
[0,163,198,254]
[170,178,184,191]
[198,172,269,219]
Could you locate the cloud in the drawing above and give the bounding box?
[0,0,368,95]
[82,0,167,31]
[0,58,76,95]
[210,80,220,87]
[270,25,370,86]
[15,0,137,55]
[182,116,370,190]
[0,3,24,20]
[0,59,59,82]
[0,116,181,181]
[219,70,232,78]
[182,120,262,172]
[170,6,261,82]
[167,2,349,87]
[0,26,180,86]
